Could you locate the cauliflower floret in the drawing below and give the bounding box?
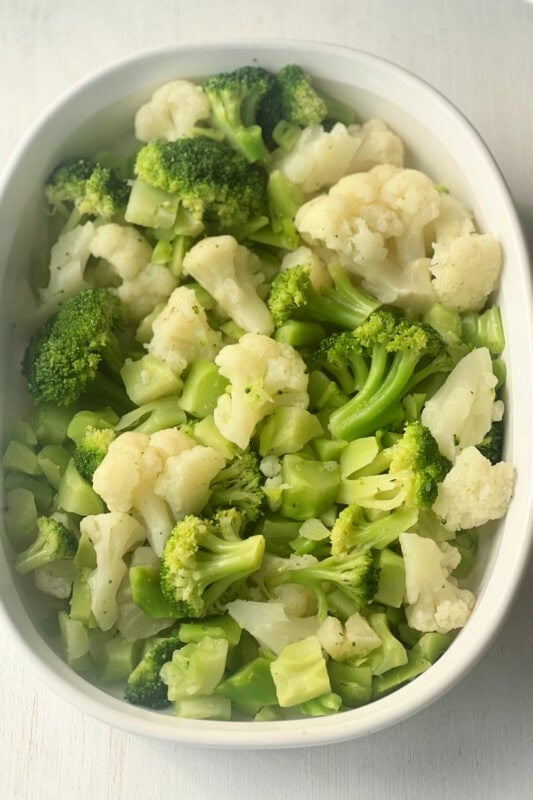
[183,235,273,335]
[153,445,225,519]
[280,246,331,290]
[318,613,381,661]
[430,221,502,312]
[39,222,95,313]
[432,446,516,532]
[89,223,153,280]
[92,430,176,556]
[80,511,146,630]
[115,261,177,322]
[214,333,309,449]
[134,80,211,143]
[226,600,320,655]
[347,118,404,172]
[421,347,499,461]
[147,286,222,375]
[399,532,476,633]
[251,553,318,617]
[295,164,440,311]
[272,122,360,194]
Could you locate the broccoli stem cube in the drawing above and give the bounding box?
[328,663,372,708]
[58,611,91,671]
[4,472,54,514]
[258,407,323,457]
[116,396,186,435]
[178,615,242,646]
[270,635,331,707]
[410,632,451,664]
[121,354,183,407]
[372,652,431,699]
[4,488,38,551]
[8,420,37,447]
[364,613,408,675]
[129,564,178,620]
[274,320,326,347]
[279,454,340,520]
[216,656,277,708]
[2,441,40,476]
[259,516,301,557]
[36,445,70,489]
[298,692,342,717]
[35,404,74,445]
[452,531,479,579]
[56,460,105,517]
[374,549,406,608]
[90,633,144,684]
[173,695,232,720]
[307,370,349,412]
[125,178,179,229]
[312,438,347,462]
[179,358,229,418]
[461,306,505,355]
[193,415,236,461]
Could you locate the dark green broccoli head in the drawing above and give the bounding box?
[204,66,274,162]
[314,331,369,395]
[22,289,126,408]
[160,514,265,619]
[73,425,116,481]
[134,136,268,230]
[124,633,182,708]
[15,516,78,574]
[477,420,504,465]
[258,64,328,147]
[390,421,451,508]
[45,157,129,218]
[206,453,265,525]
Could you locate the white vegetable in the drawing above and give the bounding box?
[33,559,75,599]
[80,511,146,631]
[317,613,381,661]
[148,286,222,375]
[39,222,95,312]
[114,262,177,322]
[399,532,476,633]
[252,553,318,617]
[213,333,309,449]
[272,122,360,194]
[154,445,225,519]
[347,118,404,172]
[432,446,516,532]
[89,223,153,279]
[135,80,211,142]
[421,347,499,461]
[226,600,320,654]
[295,164,440,311]
[183,235,273,335]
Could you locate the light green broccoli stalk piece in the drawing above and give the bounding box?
[267,262,380,330]
[330,504,418,556]
[160,514,265,618]
[269,549,380,620]
[124,633,182,709]
[21,289,131,412]
[388,421,451,509]
[203,66,275,162]
[73,425,117,482]
[15,516,78,575]
[134,137,268,231]
[45,156,129,220]
[205,453,265,526]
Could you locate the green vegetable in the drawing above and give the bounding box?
[45,156,129,219]
[179,358,228,418]
[15,516,77,575]
[279,454,339,521]
[270,635,331,707]
[121,354,183,406]
[73,426,116,481]
[259,406,323,457]
[124,633,182,708]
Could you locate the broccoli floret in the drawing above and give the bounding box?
[328,312,446,440]
[477,420,504,465]
[258,64,328,148]
[124,633,182,708]
[313,330,371,395]
[203,66,274,163]
[73,425,117,481]
[22,289,130,410]
[389,421,451,508]
[269,549,379,619]
[15,516,77,574]
[160,514,265,618]
[206,453,265,525]
[135,137,268,231]
[268,262,381,330]
[45,156,129,219]
[330,504,419,556]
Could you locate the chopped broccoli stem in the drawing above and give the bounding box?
[2,441,40,475]
[129,564,178,619]
[452,531,479,579]
[461,306,505,355]
[279,454,340,521]
[372,652,430,699]
[179,358,228,418]
[363,613,408,675]
[4,488,38,551]
[66,408,118,446]
[312,438,347,462]
[193,415,236,461]
[121,354,183,407]
[125,178,179,229]
[3,472,54,515]
[15,515,77,574]
[124,633,182,708]
[70,532,97,628]
[411,632,451,663]
[258,407,323,457]
[56,459,105,516]
[91,633,143,684]
[307,370,350,412]
[374,548,406,608]
[9,420,37,447]
[274,320,326,347]
[178,615,242,646]
[270,635,331,707]
[216,655,277,708]
[328,662,372,708]
[36,445,70,489]
[160,636,229,700]
[58,612,91,671]
[298,692,342,717]
[35,404,73,445]
[116,396,186,435]
[173,696,232,720]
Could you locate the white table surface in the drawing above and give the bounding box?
[1,1,533,798]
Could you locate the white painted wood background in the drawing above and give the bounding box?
[1,1,532,798]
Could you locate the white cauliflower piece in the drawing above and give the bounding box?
[280,246,331,290]
[92,430,176,556]
[39,222,95,313]
[183,235,273,335]
[421,347,499,461]
[80,511,146,631]
[318,613,381,661]
[154,445,225,519]
[430,220,502,312]
[347,118,404,172]
[226,600,320,654]
[400,532,476,633]
[33,560,75,599]
[214,333,309,449]
[272,122,360,194]
[432,446,516,532]
[252,553,318,617]
[115,262,177,322]
[295,165,440,311]
[148,286,222,374]
[89,223,153,280]
[135,79,211,142]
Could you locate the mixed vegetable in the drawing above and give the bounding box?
[2,64,515,721]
